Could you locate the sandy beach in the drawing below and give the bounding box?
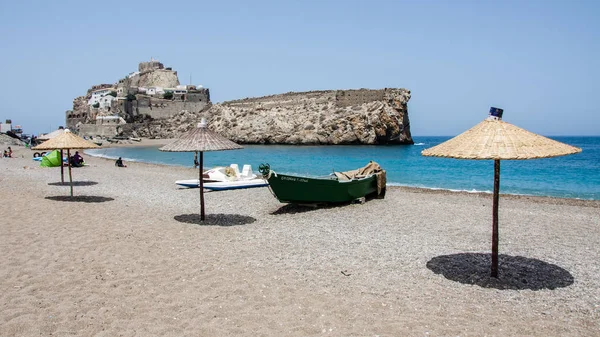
[1,143,599,336]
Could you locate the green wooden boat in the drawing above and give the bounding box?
[259,162,386,204]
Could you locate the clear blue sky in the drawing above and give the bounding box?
[1,0,598,136]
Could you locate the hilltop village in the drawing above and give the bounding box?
[67,60,413,145]
[66,59,210,138]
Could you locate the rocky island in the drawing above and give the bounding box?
[67,60,413,145]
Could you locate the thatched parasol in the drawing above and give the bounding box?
[160,119,243,221]
[422,107,581,278]
[32,129,100,196]
[36,127,66,182]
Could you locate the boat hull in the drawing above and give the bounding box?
[203,179,268,191]
[266,173,379,204]
[175,179,202,188]
[176,179,268,190]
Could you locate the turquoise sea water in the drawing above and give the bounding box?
[86,136,600,200]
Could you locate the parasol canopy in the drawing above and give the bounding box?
[33,129,100,151]
[32,129,99,196]
[160,119,243,152]
[421,111,581,160]
[160,119,243,221]
[422,107,582,278]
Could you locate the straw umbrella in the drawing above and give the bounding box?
[422,107,581,278]
[32,129,100,196]
[37,127,66,183]
[160,119,243,221]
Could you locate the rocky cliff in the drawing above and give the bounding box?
[211,88,412,144]
[123,69,179,90]
[127,88,412,145]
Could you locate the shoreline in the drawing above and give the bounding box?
[13,140,600,207]
[93,137,175,148]
[91,139,600,207]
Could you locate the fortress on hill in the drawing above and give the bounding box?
[66,59,210,137]
[67,60,413,145]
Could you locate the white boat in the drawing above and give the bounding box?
[176,178,268,190]
[203,179,268,191]
[175,179,204,188]
[203,164,257,182]
[176,164,262,189]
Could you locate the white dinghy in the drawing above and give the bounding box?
[175,164,266,190]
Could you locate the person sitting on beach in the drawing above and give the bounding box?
[7,147,12,158]
[2,150,7,158]
[115,157,127,167]
[70,151,84,167]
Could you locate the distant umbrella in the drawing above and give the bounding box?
[160,119,243,221]
[422,107,581,277]
[37,127,65,141]
[32,129,100,196]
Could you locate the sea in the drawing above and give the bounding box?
[85,136,600,201]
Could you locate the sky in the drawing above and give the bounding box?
[0,0,598,136]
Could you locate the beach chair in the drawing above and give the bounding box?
[241,165,253,179]
[229,164,241,178]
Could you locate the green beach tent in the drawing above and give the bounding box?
[40,150,63,167]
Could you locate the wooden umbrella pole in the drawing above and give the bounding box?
[491,159,500,278]
[199,151,205,221]
[67,149,73,197]
[60,149,65,184]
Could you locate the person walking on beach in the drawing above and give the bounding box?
[193,152,199,168]
[115,157,127,167]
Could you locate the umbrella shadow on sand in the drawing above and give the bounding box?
[174,213,256,226]
[48,181,98,186]
[45,196,114,203]
[426,253,574,290]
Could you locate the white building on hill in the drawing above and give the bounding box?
[147,86,166,96]
[89,88,115,106]
[99,95,116,110]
